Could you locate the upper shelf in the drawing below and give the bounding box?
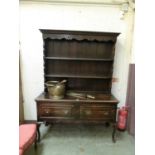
[40,29,120,42]
[44,57,114,61]
[45,74,112,79]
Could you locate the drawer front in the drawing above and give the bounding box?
[37,102,117,121]
[80,105,116,120]
[38,103,74,118]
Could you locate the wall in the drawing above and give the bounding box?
[19,1,134,120]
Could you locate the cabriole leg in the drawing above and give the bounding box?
[34,134,37,150]
[112,123,117,143]
[37,123,41,142]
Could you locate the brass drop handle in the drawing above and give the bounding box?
[111,109,115,113]
[85,110,92,115]
[45,109,49,114]
[64,110,69,115]
[103,112,109,115]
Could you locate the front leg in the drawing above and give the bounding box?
[37,123,41,142]
[112,123,117,143]
[45,121,49,126]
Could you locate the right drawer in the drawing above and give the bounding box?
[80,105,116,120]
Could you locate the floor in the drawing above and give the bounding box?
[25,124,135,155]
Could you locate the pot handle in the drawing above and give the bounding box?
[45,83,55,87]
[59,79,67,85]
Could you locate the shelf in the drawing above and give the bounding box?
[44,57,114,62]
[41,30,119,92]
[45,74,112,79]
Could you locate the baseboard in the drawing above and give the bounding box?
[23,120,37,124]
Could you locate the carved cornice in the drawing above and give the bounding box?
[40,29,120,42]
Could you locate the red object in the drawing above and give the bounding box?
[19,124,37,155]
[117,106,128,130]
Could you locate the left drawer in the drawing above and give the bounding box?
[37,103,74,118]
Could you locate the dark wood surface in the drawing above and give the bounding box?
[36,92,118,123]
[36,92,119,103]
[42,30,119,93]
[36,29,120,142]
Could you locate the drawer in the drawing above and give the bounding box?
[38,103,74,118]
[80,105,116,120]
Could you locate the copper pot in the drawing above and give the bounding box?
[45,80,66,99]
